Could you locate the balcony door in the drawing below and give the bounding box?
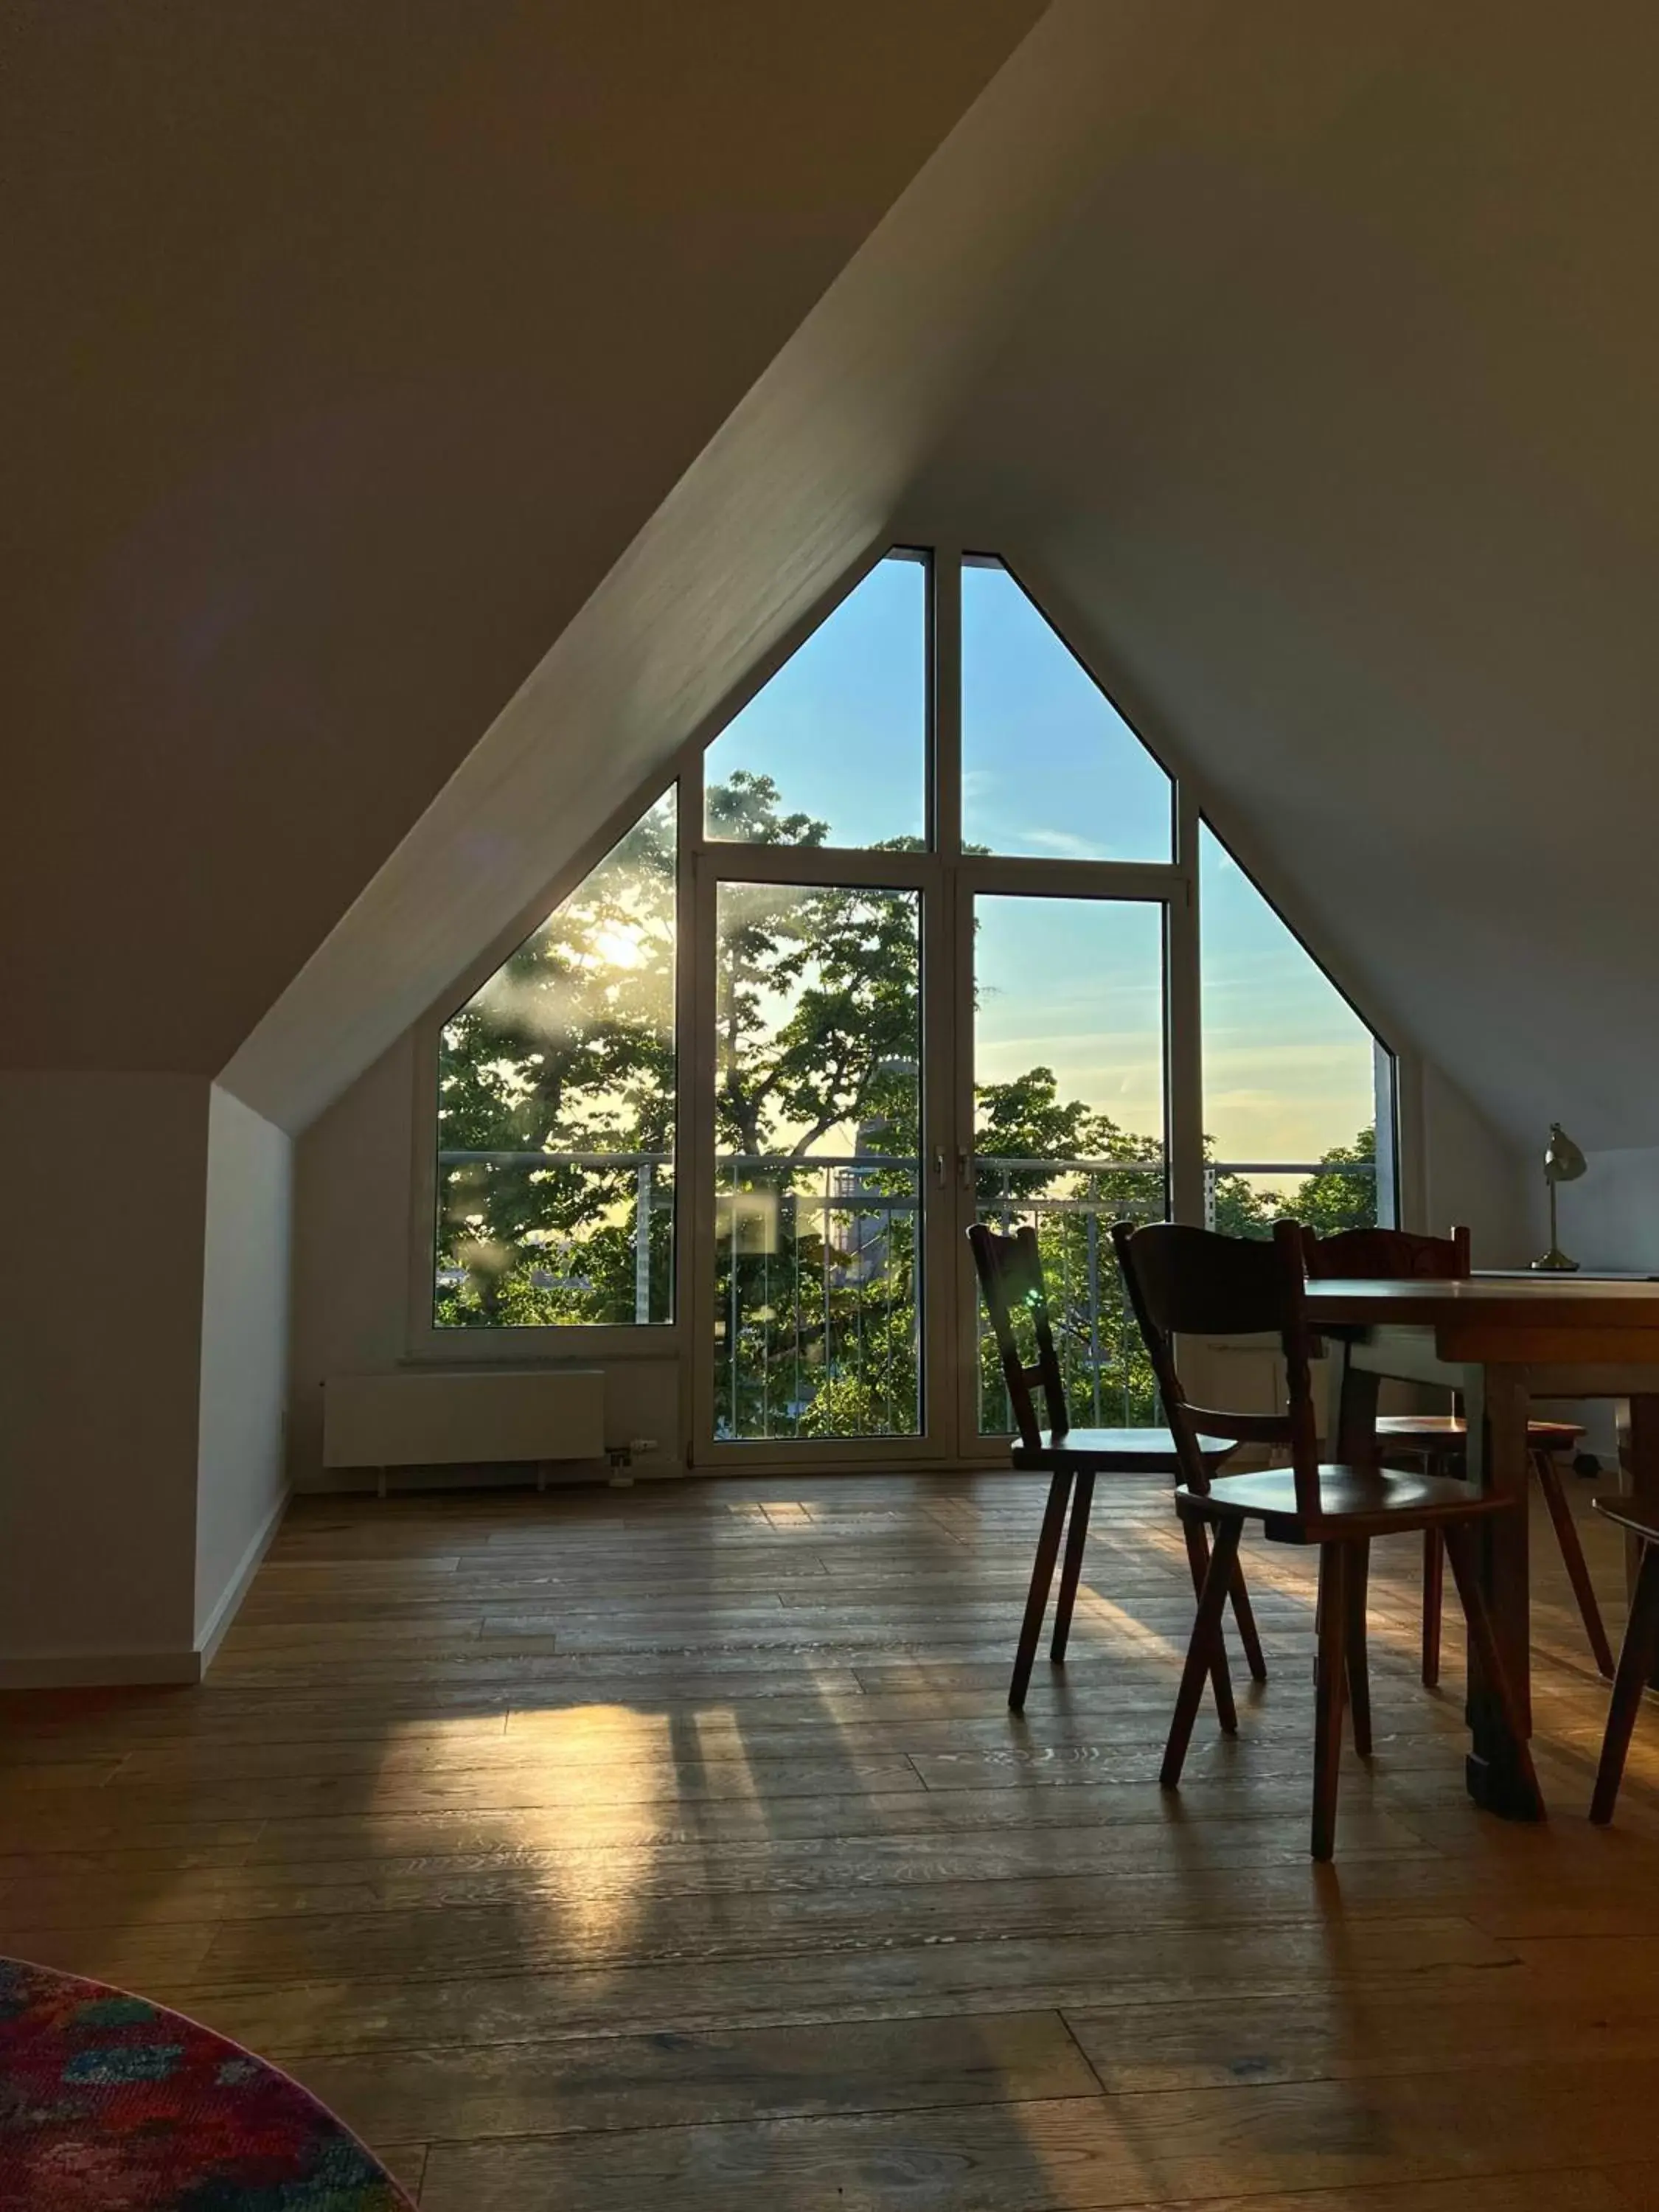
[690,844,1179,1467]
[674,538,1391,1469]
[700,862,936,1458]
[955,886,1172,1455]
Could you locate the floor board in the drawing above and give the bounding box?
[2,1470,1655,2208]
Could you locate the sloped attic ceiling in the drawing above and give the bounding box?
[29,1,1655,1161]
[908,0,1659,1151]
[220,0,1216,1129]
[0,0,1043,1078]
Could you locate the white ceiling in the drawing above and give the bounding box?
[220,1,1203,1127]
[906,0,1659,1149]
[13,1,1659,1155]
[1,0,1041,1077]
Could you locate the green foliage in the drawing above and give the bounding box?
[700,779,927,1436]
[434,768,1380,1439]
[1203,1127,1377,1241]
[1288,1125,1379,1237]
[705,768,827,849]
[970,1066,1166,1429]
[435,792,677,1327]
[974,1066,1161,1189]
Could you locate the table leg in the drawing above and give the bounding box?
[1627,1394,1659,1688]
[1334,1343,1380,1469]
[1462,1360,1542,1818]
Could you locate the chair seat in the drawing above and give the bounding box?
[1177,1463,1515,1542]
[1374,1413,1585,1451]
[1594,1495,1659,1545]
[1012,1427,1234,1473]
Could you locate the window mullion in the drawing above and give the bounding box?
[1168,780,1206,1226]
[931,542,961,860]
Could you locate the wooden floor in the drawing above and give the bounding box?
[4,1472,1659,2211]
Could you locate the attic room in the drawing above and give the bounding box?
[6,1,1659,2205]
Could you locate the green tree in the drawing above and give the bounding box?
[1204,1142,1278,1240]
[709,781,926,1439]
[1200,1129,1377,1240]
[434,765,1377,1438]
[1287,1124,1378,1237]
[435,792,678,1327]
[970,1067,1166,1430]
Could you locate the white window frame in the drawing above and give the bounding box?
[403,532,1411,1442]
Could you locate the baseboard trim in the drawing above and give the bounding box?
[296,1458,623,1495]
[194,1487,291,1672]
[0,1647,204,1689]
[0,1492,291,1691]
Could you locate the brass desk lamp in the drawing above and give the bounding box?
[1531,1121,1587,1273]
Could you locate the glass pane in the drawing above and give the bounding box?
[714,880,922,1440]
[1200,821,1388,1238]
[973,896,1167,1433]
[704,551,927,851]
[434,791,676,1325]
[961,557,1172,862]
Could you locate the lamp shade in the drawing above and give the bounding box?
[1543,1122,1587,1186]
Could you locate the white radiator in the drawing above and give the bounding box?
[323,1369,605,1492]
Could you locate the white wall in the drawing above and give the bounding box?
[194,1085,292,1648]
[1534,1146,1659,1277]
[285,1036,683,1489]
[0,1075,298,1681]
[0,0,1048,1686]
[0,1072,206,1679]
[1413,1061,1531,1267]
[908,1,1659,1166]
[287,1037,414,1489]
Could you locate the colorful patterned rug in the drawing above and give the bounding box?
[0,1956,413,2209]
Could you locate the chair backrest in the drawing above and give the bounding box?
[1301,1223,1470,1280]
[967,1222,1068,1450]
[1112,1217,1324,1512]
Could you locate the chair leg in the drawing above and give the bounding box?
[1532,1450,1616,1679]
[1163,1517,1243,1787]
[1009,1470,1071,1712]
[1180,1512,1238,1734]
[1591,1540,1659,1825]
[1312,1542,1352,1861]
[1442,1522,1545,1818]
[1421,1529,1444,1688]
[1346,1539,1373,1758]
[1228,1561,1269,1683]
[1050,1472,1095,1663]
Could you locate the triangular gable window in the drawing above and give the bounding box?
[1200,821,1390,1235]
[434,790,676,1326]
[961,555,1172,862]
[703,550,926,850]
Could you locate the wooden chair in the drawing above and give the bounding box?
[1588,1498,1659,1823]
[1114,1217,1540,1860]
[1301,1225,1611,1683]
[968,1221,1263,1714]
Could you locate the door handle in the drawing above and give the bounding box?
[957,1148,972,1191]
[931,1146,946,1189]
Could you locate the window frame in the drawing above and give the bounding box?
[404,755,696,1366]
[403,530,1408,1377]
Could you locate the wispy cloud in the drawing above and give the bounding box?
[1016,827,1105,860]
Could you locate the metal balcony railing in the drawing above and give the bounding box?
[436,1147,1375,1440]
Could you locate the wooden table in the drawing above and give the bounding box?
[1307,1274,1659,1819]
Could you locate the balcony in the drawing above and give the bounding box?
[438,1148,1377,1443]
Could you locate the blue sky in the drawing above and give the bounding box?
[704,552,928,846]
[962,560,1172,863]
[703,552,1377,1164]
